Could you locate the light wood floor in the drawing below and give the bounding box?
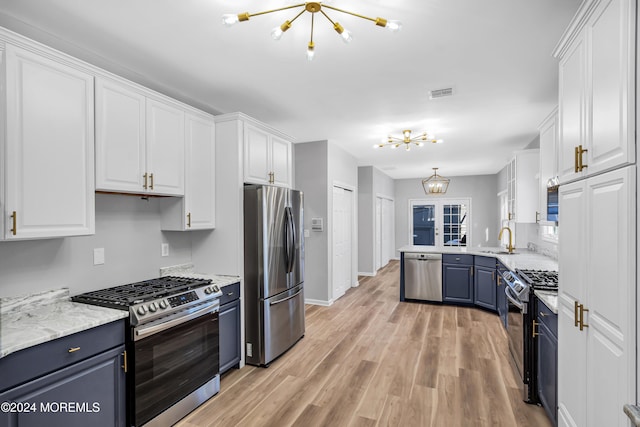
[177,261,552,427]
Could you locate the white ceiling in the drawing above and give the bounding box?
[0,0,581,179]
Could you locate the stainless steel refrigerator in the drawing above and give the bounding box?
[244,185,305,366]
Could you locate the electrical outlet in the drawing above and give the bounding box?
[93,248,105,265]
[161,243,169,257]
[246,343,253,358]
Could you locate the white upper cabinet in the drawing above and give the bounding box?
[506,149,539,223]
[95,78,146,192]
[161,112,215,231]
[538,108,558,223]
[243,121,293,188]
[95,77,185,196]
[3,44,95,239]
[555,0,635,184]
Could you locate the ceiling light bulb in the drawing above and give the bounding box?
[222,14,240,26]
[385,20,402,32]
[390,144,398,149]
[340,28,353,43]
[272,21,292,40]
[405,144,410,151]
[434,139,444,144]
[306,42,315,61]
[418,142,424,147]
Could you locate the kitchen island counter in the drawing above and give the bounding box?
[398,245,558,272]
[0,288,128,359]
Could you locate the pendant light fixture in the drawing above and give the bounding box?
[222,2,401,60]
[373,130,443,151]
[422,168,450,194]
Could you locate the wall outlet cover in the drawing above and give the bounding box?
[93,248,105,265]
[161,243,169,257]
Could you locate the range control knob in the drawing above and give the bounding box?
[148,302,157,313]
[137,306,146,316]
[204,286,213,295]
[159,300,168,309]
[212,285,220,293]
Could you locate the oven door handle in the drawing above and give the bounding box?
[504,286,526,312]
[134,303,218,341]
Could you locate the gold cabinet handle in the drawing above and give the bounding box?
[578,145,588,171]
[122,351,128,373]
[535,211,540,223]
[579,304,589,331]
[532,320,541,338]
[143,173,148,189]
[497,276,502,287]
[574,301,580,327]
[149,173,154,190]
[187,212,192,228]
[10,211,16,236]
[68,347,81,353]
[492,271,495,281]
[574,146,580,173]
[268,171,274,184]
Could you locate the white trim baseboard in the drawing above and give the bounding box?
[305,298,333,307]
[358,271,376,277]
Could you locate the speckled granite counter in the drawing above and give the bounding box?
[535,290,558,314]
[0,288,128,359]
[160,263,241,288]
[397,245,558,272]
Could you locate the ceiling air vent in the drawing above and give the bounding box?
[429,87,454,100]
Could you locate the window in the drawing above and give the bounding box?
[410,198,471,248]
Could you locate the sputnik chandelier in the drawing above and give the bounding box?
[373,130,443,151]
[222,2,402,61]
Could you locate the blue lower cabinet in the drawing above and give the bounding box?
[442,263,474,304]
[474,265,497,311]
[0,345,126,427]
[219,282,241,375]
[537,302,558,426]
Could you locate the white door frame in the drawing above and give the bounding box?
[331,182,357,301]
[408,198,471,248]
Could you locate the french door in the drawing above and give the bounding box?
[409,199,470,248]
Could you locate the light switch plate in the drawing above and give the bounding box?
[93,248,105,265]
[161,243,169,257]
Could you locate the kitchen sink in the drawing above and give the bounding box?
[479,249,519,255]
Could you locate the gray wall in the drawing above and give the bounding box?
[294,141,329,303]
[394,174,499,257]
[295,140,358,305]
[0,194,193,298]
[358,166,395,275]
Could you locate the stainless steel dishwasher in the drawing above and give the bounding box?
[404,252,443,302]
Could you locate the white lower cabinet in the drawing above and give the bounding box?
[557,166,635,427]
[3,44,95,239]
[161,112,215,230]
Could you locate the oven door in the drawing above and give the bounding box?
[132,305,219,427]
[505,286,525,383]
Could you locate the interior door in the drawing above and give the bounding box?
[332,186,353,300]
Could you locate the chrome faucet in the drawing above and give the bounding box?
[498,226,515,254]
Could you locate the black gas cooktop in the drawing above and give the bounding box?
[516,269,558,291]
[71,276,212,309]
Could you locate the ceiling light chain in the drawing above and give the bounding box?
[373,129,444,151]
[222,2,401,60]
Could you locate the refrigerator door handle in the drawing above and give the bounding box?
[269,288,303,306]
[284,207,291,274]
[287,207,296,273]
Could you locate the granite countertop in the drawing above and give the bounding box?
[0,288,128,359]
[535,290,558,314]
[160,263,241,288]
[397,245,558,272]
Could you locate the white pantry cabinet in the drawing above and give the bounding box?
[95,77,185,196]
[537,108,558,223]
[557,166,636,427]
[555,0,636,184]
[161,112,215,230]
[2,44,95,239]
[244,122,292,188]
[506,149,539,223]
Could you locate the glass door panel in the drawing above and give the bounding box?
[412,204,435,246]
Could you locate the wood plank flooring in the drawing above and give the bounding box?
[177,261,551,427]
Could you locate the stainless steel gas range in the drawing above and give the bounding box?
[72,276,223,427]
[502,269,558,404]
